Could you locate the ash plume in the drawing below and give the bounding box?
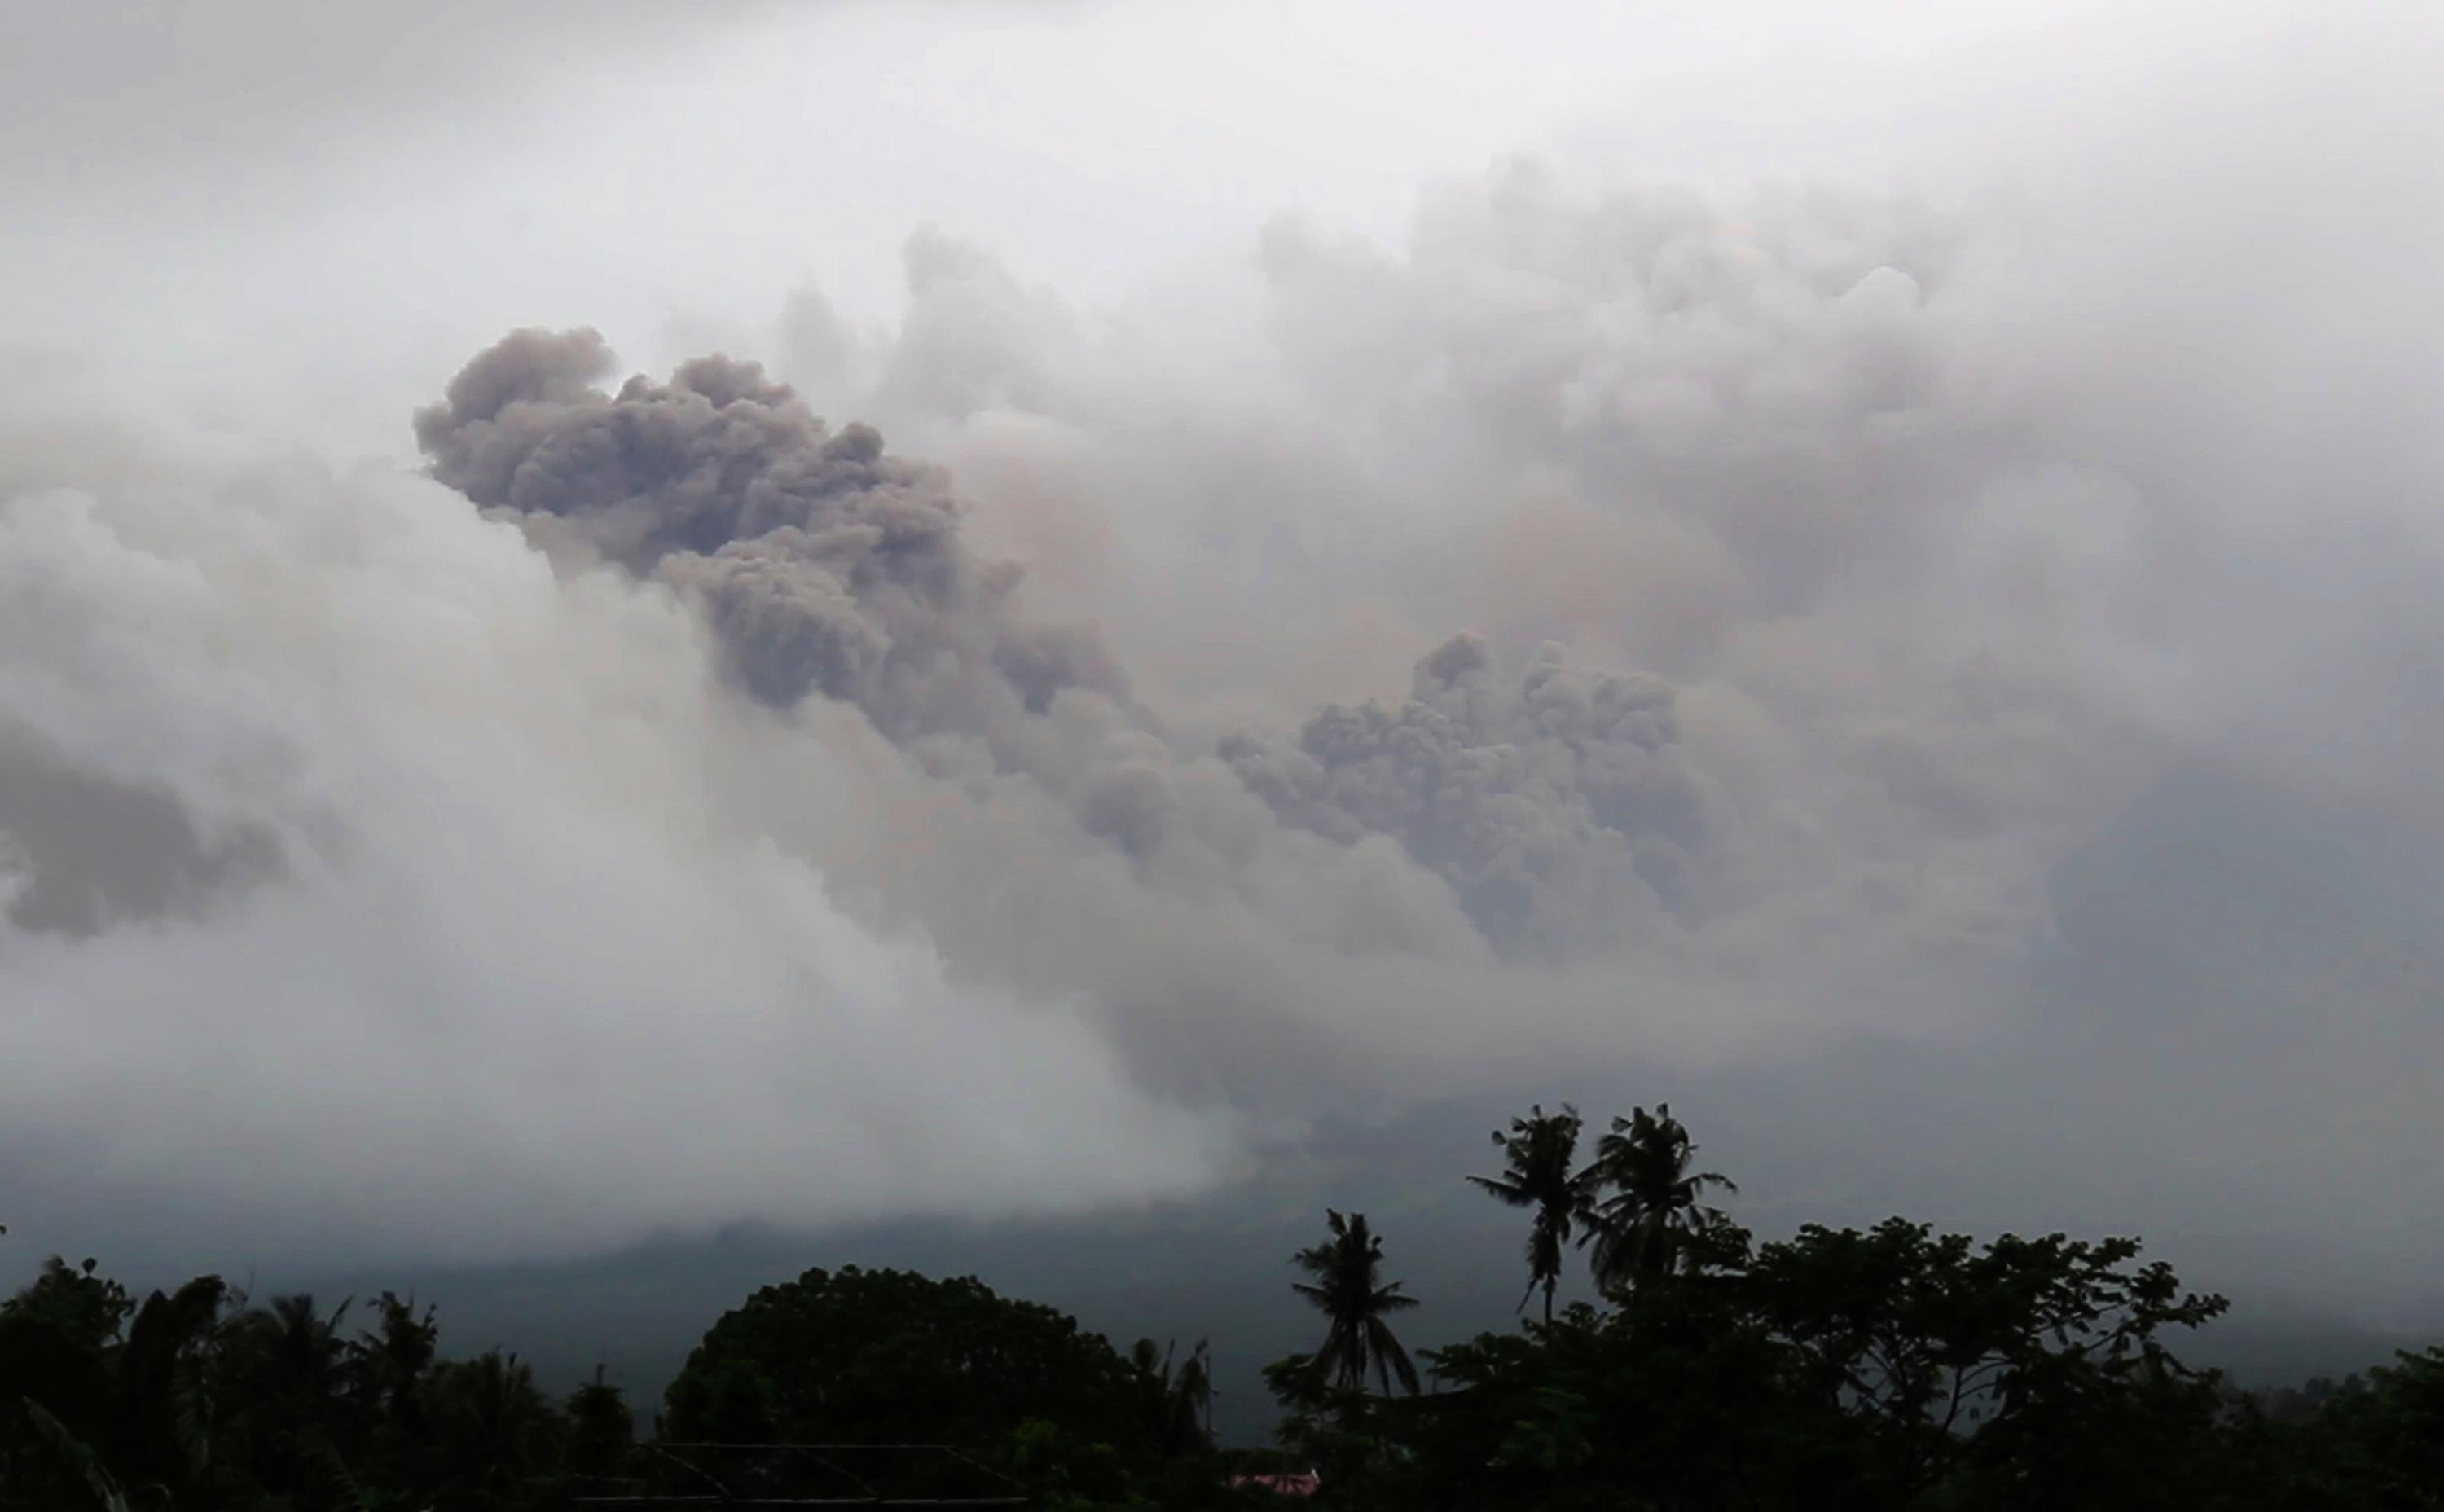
[414,329,1738,961]
[1224,634,1725,958]
[9,0,2444,1312]
[413,329,1130,742]
[0,378,1229,1264]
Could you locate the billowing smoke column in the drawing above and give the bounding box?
[415,330,1730,960]
[413,328,1129,748]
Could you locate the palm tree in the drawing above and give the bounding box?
[1576,1103,1738,1294]
[110,1275,231,1502]
[1290,1210,1422,1396]
[1132,1337,1216,1456]
[234,1293,355,1409]
[1468,1102,1591,1325]
[1172,1338,1215,1447]
[223,1292,358,1499]
[352,1290,438,1433]
[424,1349,560,1501]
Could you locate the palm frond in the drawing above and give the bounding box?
[22,1398,134,1512]
[1365,1318,1423,1396]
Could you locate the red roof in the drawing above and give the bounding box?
[1229,1470,1322,1497]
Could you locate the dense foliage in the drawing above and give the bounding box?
[0,1258,1224,1510]
[1251,1104,2444,1510]
[661,1265,1220,1505]
[7,1102,2444,1508]
[0,1262,571,1511]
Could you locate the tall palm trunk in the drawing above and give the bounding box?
[1468,1104,1590,1330]
[1290,1210,1422,1397]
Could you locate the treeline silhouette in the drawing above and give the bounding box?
[6,1103,2442,1509]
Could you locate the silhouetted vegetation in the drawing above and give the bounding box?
[9,1103,2444,1507]
[1283,1210,1422,1400]
[1467,1103,1590,1325]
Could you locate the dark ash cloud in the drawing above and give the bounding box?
[11,4,2444,1294]
[414,330,1742,964]
[415,329,1129,741]
[1224,634,1721,956]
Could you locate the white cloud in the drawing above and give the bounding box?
[7,0,2444,1303]
[0,400,1228,1264]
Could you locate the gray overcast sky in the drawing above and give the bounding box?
[13,0,2355,432]
[7,0,2444,1350]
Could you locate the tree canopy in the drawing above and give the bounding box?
[1468,1103,1591,1324]
[1288,1210,1423,1398]
[663,1264,1154,1451]
[8,1102,2444,1510]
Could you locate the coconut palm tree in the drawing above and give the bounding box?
[1133,1337,1217,1456]
[1171,1338,1215,1447]
[223,1292,358,1500]
[232,1293,355,1409]
[352,1290,438,1433]
[1468,1102,1591,1325]
[110,1275,231,1502]
[1290,1210,1422,1396]
[1576,1103,1738,1294]
[423,1349,560,1502]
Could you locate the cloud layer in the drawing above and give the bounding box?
[7,2,2444,1283]
[0,391,1225,1264]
